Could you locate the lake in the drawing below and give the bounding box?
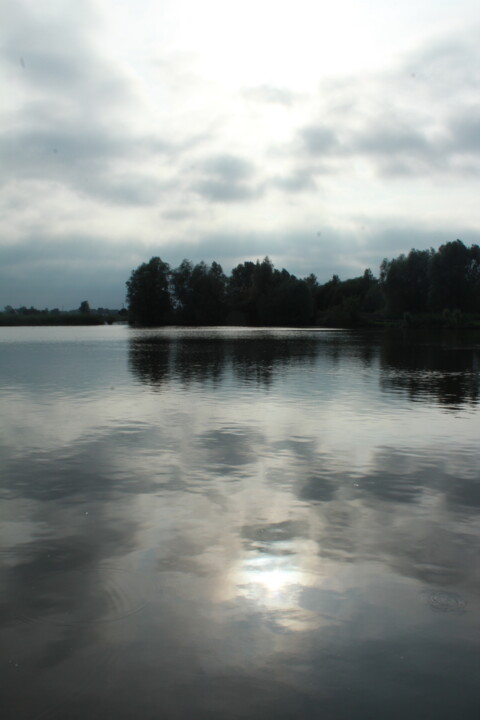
[1,325,479,719]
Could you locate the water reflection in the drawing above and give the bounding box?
[1,326,480,719]
[380,328,480,407]
[129,327,480,410]
[128,328,320,389]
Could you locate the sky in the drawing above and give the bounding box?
[1,0,480,309]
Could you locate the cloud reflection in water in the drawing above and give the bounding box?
[2,327,480,719]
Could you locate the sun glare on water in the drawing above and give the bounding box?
[237,555,302,606]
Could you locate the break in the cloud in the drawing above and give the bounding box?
[1,0,480,308]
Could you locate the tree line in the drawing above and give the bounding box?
[126,239,480,327]
[0,302,127,326]
[380,239,480,317]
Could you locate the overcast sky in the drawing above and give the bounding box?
[1,0,480,308]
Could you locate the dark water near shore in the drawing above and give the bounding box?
[1,325,480,719]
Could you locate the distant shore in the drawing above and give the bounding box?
[0,313,110,326]
[4,315,479,330]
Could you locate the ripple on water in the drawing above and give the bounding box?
[423,589,467,615]
[7,562,150,628]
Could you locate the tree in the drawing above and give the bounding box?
[429,240,470,312]
[79,300,90,314]
[171,260,227,324]
[315,274,342,312]
[227,261,257,323]
[126,257,172,326]
[380,249,432,316]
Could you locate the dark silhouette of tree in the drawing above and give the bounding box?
[123,240,480,327]
[466,245,480,312]
[379,241,480,317]
[314,270,381,324]
[429,239,471,312]
[172,260,227,324]
[303,273,318,292]
[79,300,90,314]
[257,268,313,326]
[315,274,342,312]
[227,261,257,323]
[171,259,194,322]
[126,257,172,326]
[226,258,314,326]
[380,249,432,316]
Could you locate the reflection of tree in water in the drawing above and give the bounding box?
[319,330,380,369]
[174,338,226,386]
[128,332,320,390]
[129,336,171,389]
[128,336,227,388]
[229,335,318,387]
[379,329,480,408]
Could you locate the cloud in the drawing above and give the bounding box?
[242,85,298,106]
[0,1,130,115]
[0,234,136,308]
[0,122,183,203]
[191,154,262,203]
[449,115,480,155]
[192,180,260,202]
[0,1,198,210]
[1,3,480,308]
[354,125,430,158]
[269,169,317,193]
[349,122,441,177]
[281,27,480,180]
[298,126,340,156]
[197,155,254,182]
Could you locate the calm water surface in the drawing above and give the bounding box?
[1,326,480,719]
